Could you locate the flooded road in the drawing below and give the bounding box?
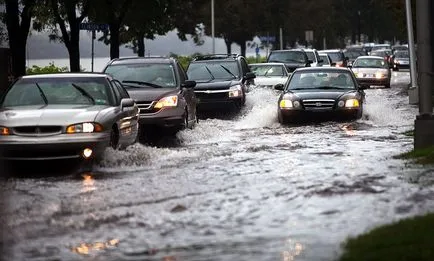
[2,71,434,261]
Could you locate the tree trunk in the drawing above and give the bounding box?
[137,32,145,57]
[239,40,247,57]
[5,0,33,77]
[109,22,121,59]
[225,38,232,54]
[68,22,81,72]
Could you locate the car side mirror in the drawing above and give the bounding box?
[182,80,196,88]
[347,64,352,68]
[274,84,285,91]
[331,62,336,67]
[359,85,367,90]
[244,72,256,80]
[121,98,135,109]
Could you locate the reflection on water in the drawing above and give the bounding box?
[282,239,304,261]
[71,238,119,255]
[81,173,96,193]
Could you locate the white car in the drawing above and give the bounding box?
[248,63,290,88]
[319,53,333,67]
[303,48,323,67]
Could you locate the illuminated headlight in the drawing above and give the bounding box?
[228,85,242,97]
[375,72,387,78]
[0,126,10,135]
[154,96,178,109]
[345,99,360,108]
[279,99,293,108]
[354,72,361,78]
[66,123,103,134]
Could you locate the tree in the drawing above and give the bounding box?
[4,0,36,77]
[33,0,90,72]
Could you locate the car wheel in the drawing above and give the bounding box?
[278,112,288,124]
[182,109,189,130]
[109,126,119,149]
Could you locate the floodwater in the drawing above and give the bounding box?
[2,71,434,261]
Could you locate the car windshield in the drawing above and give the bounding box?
[287,71,356,90]
[268,51,306,63]
[104,63,177,88]
[249,64,286,77]
[344,51,365,59]
[395,51,409,58]
[187,61,239,81]
[319,55,330,65]
[372,45,391,51]
[321,52,343,62]
[353,58,389,68]
[1,77,114,107]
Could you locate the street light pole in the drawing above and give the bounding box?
[211,0,215,54]
[406,0,418,104]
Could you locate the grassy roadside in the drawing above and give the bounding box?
[338,213,434,261]
[394,145,434,164]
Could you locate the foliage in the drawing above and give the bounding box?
[26,62,68,74]
[246,56,267,64]
[338,213,434,261]
[394,146,434,164]
[169,53,193,70]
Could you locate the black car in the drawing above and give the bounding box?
[102,57,197,133]
[274,67,365,123]
[267,49,311,72]
[186,54,255,111]
[318,49,348,67]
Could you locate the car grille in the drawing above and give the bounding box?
[302,99,335,110]
[195,92,229,100]
[13,126,62,136]
[136,101,160,114]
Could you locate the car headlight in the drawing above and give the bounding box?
[0,126,10,135]
[375,72,387,78]
[279,94,301,109]
[154,95,178,109]
[345,99,360,108]
[229,85,242,97]
[66,122,103,134]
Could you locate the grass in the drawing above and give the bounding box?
[394,146,434,164]
[402,130,414,137]
[338,213,434,261]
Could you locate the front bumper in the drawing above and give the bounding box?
[0,132,110,161]
[138,106,185,128]
[195,90,243,106]
[356,77,390,87]
[279,108,361,122]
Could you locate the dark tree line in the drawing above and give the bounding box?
[1,0,415,78]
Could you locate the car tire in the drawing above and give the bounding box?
[110,126,119,149]
[278,112,288,124]
[182,109,189,130]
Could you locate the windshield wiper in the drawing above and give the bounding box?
[220,65,237,79]
[122,80,163,88]
[290,87,312,90]
[204,66,215,81]
[35,83,48,105]
[71,83,95,104]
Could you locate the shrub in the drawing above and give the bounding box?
[246,56,267,64]
[26,62,69,75]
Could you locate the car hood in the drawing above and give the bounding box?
[254,76,287,86]
[194,80,239,91]
[287,89,357,100]
[0,105,107,127]
[126,87,179,102]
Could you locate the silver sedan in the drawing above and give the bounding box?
[0,73,139,166]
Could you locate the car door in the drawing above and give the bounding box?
[111,80,139,144]
[176,61,196,122]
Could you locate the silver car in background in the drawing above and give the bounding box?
[350,56,391,88]
[249,63,290,88]
[0,73,139,168]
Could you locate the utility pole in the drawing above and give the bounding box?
[406,0,418,104]
[414,0,434,149]
[279,27,283,50]
[211,0,215,54]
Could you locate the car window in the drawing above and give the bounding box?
[322,52,343,62]
[353,58,388,68]
[268,51,306,63]
[287,71,356,90]
[176,62,187,82]
[250,65,286,76]
[394,51,409,58]
[319,54,330,65]
[113,80,130,99]
[187,61,240,81]
[104,63,177,88]
[240,58,250,75]
[1,78,114,107]
[305,51,315,62]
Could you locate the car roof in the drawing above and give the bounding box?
[271,49,304,52]
[21,73,110,79]
[293,67,352,72]
[318,49,342,53]
[356,55,384,60]
[249,62,286,66]
[107,56,174,65]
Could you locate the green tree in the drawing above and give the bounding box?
[33,0,90,72]
[3,0,37,77]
